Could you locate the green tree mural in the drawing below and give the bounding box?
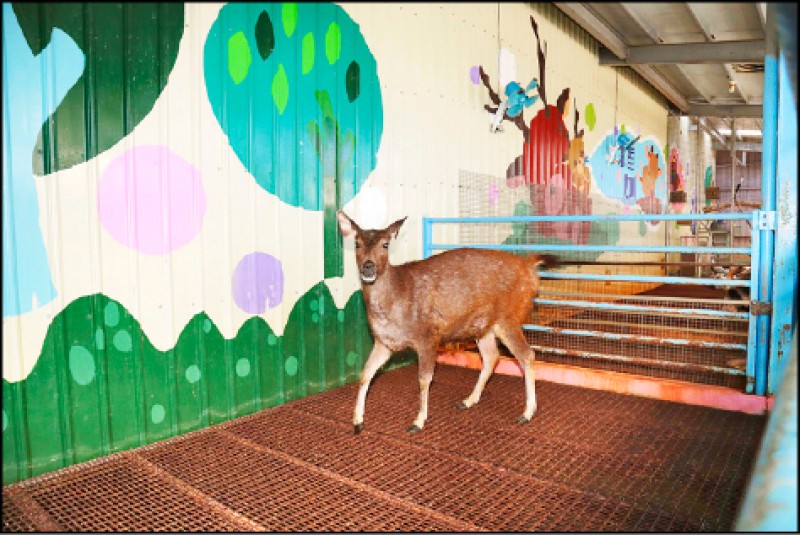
[11,3,184,174]
[2,283,420,485]
[204,3,384,278]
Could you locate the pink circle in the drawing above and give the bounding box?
[98,146,206,255]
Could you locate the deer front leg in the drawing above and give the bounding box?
[458,331,500,410]
[495,324,538,424]
[353,341,392,434]
[409,348,437,433]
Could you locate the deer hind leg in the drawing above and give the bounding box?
[494,323,537,424]
[353,341,392,434]
[409,347,437,434]
[458,331,500,410]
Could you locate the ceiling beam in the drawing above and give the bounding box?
[555,3,689,112]
[732,141,762,152]
[683,4,754,106]
[696,117,727,146]
[688,104,763,118]
[598,40,766,65]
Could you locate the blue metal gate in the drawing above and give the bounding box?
[423,211,775,394]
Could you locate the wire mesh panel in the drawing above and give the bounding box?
[424,211,758,390]
[529,286,749,389]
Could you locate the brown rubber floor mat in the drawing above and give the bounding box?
[2,364,766,532]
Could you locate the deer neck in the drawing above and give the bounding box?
[361,264,406,314]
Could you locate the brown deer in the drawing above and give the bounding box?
[337,211,554,434]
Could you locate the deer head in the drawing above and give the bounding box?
[337,211,407,284]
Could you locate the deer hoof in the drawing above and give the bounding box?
[354,423,364,435]
[407,424,422,434]
[457,401,469,410]
[517,415,531,425]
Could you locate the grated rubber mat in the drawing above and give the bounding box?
[3,364,766,532]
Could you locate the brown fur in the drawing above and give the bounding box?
[338,211,553,434]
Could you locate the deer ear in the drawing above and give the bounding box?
[387,216,407,240]
[337,211,359,238]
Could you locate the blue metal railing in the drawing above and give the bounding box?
[422,211,772,391]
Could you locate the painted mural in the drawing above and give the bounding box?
[203,3,383,278]
[4,3,184,317]
[2,1,394,485]
[3,286,374,483]
[2,3,675,485]
[473,14,668,253]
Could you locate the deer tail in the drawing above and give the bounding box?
[529,254,559,271]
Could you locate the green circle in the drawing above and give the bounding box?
[151,404,166,424]
[267,333,277,346]
[310,299,319,311]
[311,312,319,323]
[203,319,212,333]
[95,328,105,350]
[185,365,201,384]
[325,21,341,64]
[236,358,251,378]
[104,302,120,327]
[113,331,133,352]
[285,356,299,376]
[337,310,345,322]
[346,351,358,367]
[68,345,96,386]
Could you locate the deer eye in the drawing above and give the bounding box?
[382,242,389,249]
[355,241,361,249]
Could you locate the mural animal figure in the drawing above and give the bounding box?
[568,99,592,196]
[638,145,662,197]
[505,78,539,117]
[337,211,554,434]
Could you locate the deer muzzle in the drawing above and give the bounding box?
[360,261,377,283]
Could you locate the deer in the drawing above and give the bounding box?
[337,211,554,434]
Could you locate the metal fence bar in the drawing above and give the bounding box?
[540,272,751,287]
[422,217,432,260]
[524,324,748,351]
[533,297,749,320]
[529,345,748,376]
[767,49,798,395]
[540,290,745,306]
[425,212,754,223]
[426,243,751,255]
[747,212,762,393]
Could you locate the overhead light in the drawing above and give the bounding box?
[717,128,762,137]
[728,80,737,93]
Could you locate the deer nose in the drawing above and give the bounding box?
[360,261,377,283]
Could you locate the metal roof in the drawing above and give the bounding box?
[554,2,769,150]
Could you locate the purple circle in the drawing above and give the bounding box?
[469,65,481,85]
[98,145,206,255]
[232,253,284,314]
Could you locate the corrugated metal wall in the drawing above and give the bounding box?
[3,2,672,485]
